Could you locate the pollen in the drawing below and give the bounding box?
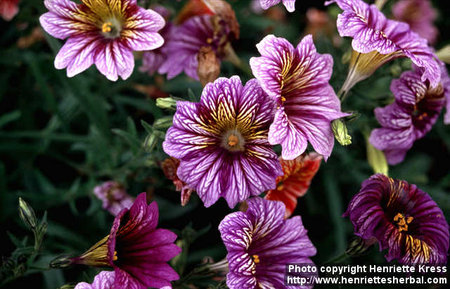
[102,22,113,33]
[228,134,239,147]
[393,213,413,232]
[252,254,260,264]
[113,250,118,261]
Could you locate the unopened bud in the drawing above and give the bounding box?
[18,197,37,230]
[50,255,73,269]
[144,131,165,152]
[156,97,178,110]
[436,45,450,64]
[345,236,377,256]
[332,119,352,146]
[153,116,174,130]
[366,138,388,176]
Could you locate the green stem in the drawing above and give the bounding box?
[324,252,350,265]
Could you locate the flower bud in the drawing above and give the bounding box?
[18,197,37,230]
[156,97,177,110]
[345,236,377,256]
[331,119,352,146]
[436,45,450,64]
[366,138,389,176]
[153,116,174,130]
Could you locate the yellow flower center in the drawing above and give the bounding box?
[252,254,260,264]
[393,213,413,232]
[102,22,113,33]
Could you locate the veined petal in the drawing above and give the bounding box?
[94,41,134,81]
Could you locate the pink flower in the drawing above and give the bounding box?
[39,0,165,81]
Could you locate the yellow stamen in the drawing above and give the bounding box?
[393,213,413,232]
[113,251,118,261]
[102,22,113,33]
[228,134,239,147]
[281,96,286,102]
[252,254,260,264]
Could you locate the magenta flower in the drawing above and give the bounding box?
[39,0,165,81]
[250,35,348,160]
[71,193,181,289]
[219,197,316,288]
[344,174,449,265]
[325,0,441,92]
[158,15,228,80]
[369,65,449,165]
[74,271,115,289]
[0,0,19,21]
[93,181,134,216]
[392,0,438,45]
[163,76,283,208]
[259,0,296,12]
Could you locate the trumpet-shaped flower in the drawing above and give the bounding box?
[163,76,283,208]
[40,0,165,81]
[74,271,115,289]
[344,174,449,265]
[265,153,322,218]
[369,65,449,165]
[71,193,181,289]
[219,197,316,288]
[250,34,348,160]
[325,0,441,92]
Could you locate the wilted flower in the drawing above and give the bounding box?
[219,197,316,288]
[259,0,296,12]
[392,0,438,45]
[93,181,134,216]
[369,65,449,165]
[325,0,441,94]
[344,174,449,265]
[250,34,348,160]
[40,0,165,81]
[161,157,195,206]
[158,14,231,80]
[0,0,19,21]
[74,271,115,289]
[163,76,282,208]
[71,193,181,289]
[265,153,322,218]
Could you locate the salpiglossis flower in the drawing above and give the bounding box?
[369,65,450,165]
[0,0,19,21]
[325,0,441,94]
[71,193,181,289]
[259,0,296,12]
[163,76,283,208]
[265,152,322,218]
[344,174,449,265]
[219,197,316,288]
[250,34,348,160]
[40,0,165,81]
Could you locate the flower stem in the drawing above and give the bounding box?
[324,252,349,264]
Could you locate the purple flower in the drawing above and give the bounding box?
[259,0,296,12]
[219,197,316,288]
[392,0,438,45]
[74,271,115,289]
[71,193,181,289]
[158,15,228,80]
[250,35,348,160]
[93,181,134,216]
[139,6,172,76]
[325,0,441,92]
[39,0,165,81]
[369,65,449,165]
[344,174,449,265]
[163,76,283,208]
